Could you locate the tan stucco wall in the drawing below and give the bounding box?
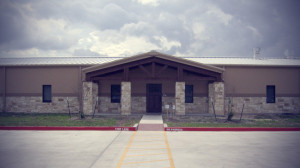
[223,66,300,96]
[4,65,299,97]
[6,66,80,96]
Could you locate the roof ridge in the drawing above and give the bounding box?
[1,56,299,59]
[0,56,126,59]
[183,57,300,60]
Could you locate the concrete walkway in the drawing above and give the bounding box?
[1,131,300,168]
[138,115,164,131]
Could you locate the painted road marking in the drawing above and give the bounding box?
[164,131,175,168]
[130,143,166,147]
[126,153,169,157]
[116,131,137,168]
[116,131,175,168]
[129,148,168,152]
[122,159,170,165]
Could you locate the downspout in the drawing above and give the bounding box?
[78,66,85,118]
[3,67,6,112]
[78,66,83,115]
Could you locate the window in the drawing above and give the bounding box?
[185,85,193,103]
[266,85,275,103]
[43,85,52,103]
[111,85,121,103]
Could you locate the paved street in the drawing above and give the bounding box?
[0,131,300,168]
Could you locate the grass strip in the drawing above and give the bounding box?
[0,113,139,127]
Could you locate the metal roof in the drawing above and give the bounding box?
[0,56,300,67]
[185,57,300,66]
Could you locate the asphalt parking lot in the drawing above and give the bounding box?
[0,131,300,168]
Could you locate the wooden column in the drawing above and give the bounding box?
[123,67,129,81]
[177,67,183,81]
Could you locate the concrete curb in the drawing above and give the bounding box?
[1,126,300,132]
[0,126,136,131]
[165,127,300,131]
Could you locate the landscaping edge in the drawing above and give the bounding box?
[164,127,300,131]
[0,126,137,131]
[1,126,300,131]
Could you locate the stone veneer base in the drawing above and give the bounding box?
[226,97,300,114]
[5,96,79,113]
[1,96,299,114]
[98,97,121,114]
[98,96,209,114]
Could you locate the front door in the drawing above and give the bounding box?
[146,84,162,113]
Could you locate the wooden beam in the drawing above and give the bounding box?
[182,65,220,78]
[86,57,155,80]
[139,65,152,77]
[184,76,216,81]
[123,67,129,81]
[151,62,155,78]
[156,65,168,76]
[154,57,221,78]
[92,76,216,81]
[93,77,123,80]
[86,67,123,81]
[177,66,183,81]
[86,56,222,82]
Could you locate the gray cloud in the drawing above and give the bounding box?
[0,0,299,58]
[73,49,100,56]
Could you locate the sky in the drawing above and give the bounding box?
[0,0,299,58]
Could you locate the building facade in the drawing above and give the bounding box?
[1,51,300,115]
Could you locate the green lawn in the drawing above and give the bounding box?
[166,117,300,128]
[1,113,300,128]
[0,113,140,127]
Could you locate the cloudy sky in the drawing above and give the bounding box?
[0,0,299,58]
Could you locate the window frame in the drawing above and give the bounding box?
[266,85,276,103]
[111,84,121,103]
[185,84,194,103]
[43,85,52,103]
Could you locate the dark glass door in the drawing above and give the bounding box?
[146,84,162,113]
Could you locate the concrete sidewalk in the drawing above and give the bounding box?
[138,115,164,131]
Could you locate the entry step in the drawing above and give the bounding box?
[138,115,164,131]
[138,124,164,131]
[139,114,163,124]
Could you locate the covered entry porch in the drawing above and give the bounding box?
[82,51,225,116]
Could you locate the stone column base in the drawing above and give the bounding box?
[83,82,98,115]
[209,82,225,115]
[121,82,131,115]
[175,82,185,115]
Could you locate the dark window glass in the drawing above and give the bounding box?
[266,85,275,103]
[185,85,193,103]
[111,85,121,103]
[43,85,52,103]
